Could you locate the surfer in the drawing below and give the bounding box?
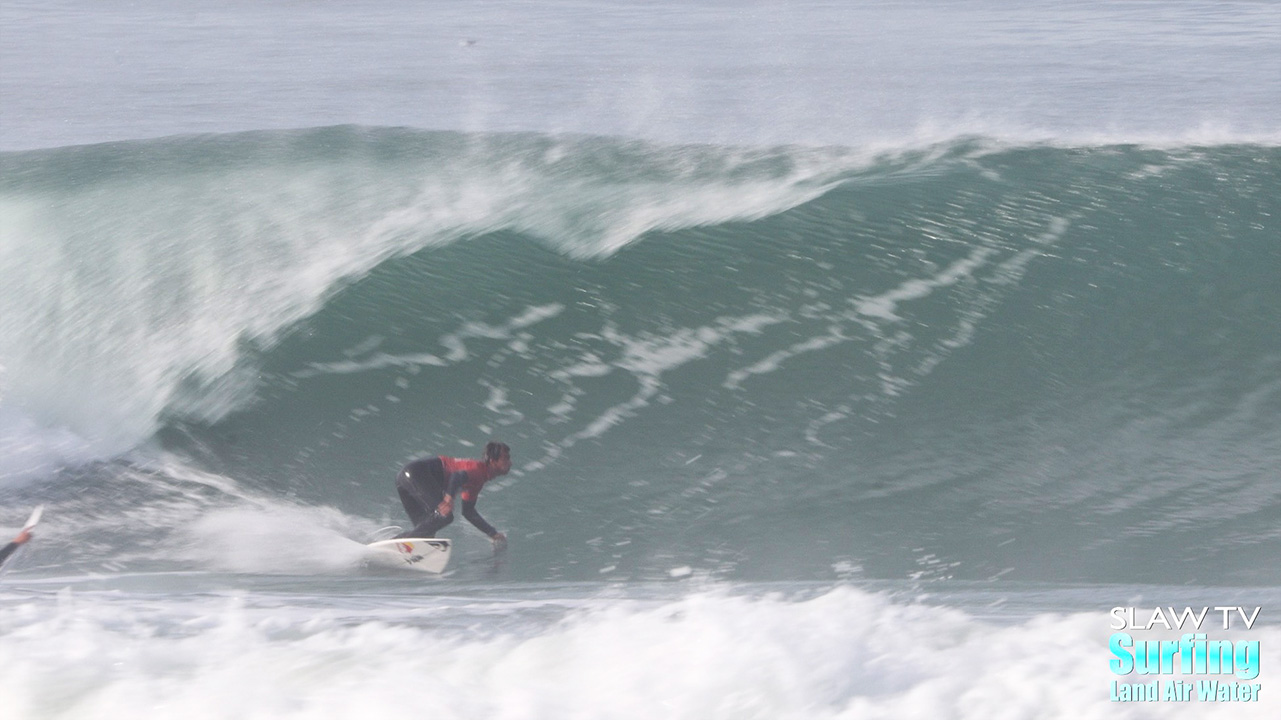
[393,441,511,549]
[0,526,33,570]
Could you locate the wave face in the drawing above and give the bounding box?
[2,128,1279,584]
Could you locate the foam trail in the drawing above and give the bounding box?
[176,504,373,574]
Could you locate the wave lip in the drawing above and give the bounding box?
[0,127,870,464]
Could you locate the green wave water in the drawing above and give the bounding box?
[2,128,1278,586]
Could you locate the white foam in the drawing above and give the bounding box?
[0,410,102,485]
[527,312,784,470]
[852,247,997,324]
[1,585,1276,719]
[175,503,373,575]
[295,303,566,379]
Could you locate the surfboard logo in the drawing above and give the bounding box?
[367,537,451,573]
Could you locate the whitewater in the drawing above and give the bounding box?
[2,1,1280,718]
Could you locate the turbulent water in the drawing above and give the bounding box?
[2,2,1280,719]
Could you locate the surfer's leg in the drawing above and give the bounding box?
[395,459,444,525]
[402,510,453,539]
[397,484,431,528]
[394,458,450,538]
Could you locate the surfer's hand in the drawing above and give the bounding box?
[436,499,453,516]
[491,532,507,551]
[13,529,31,544]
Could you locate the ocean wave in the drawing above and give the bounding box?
[2,129,1278,584]
[0,127,873,467]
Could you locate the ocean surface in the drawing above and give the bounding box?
[2,1,1280,718]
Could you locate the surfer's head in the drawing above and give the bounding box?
[484,441,512,476]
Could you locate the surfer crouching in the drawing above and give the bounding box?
[393,441,511,549]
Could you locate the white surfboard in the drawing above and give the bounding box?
[22,506,43,532]
[366,537,452,573]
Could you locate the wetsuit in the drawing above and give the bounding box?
[0,541,23,569]
[393,456,500,539]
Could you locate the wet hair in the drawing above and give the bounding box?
[484,441,510,462]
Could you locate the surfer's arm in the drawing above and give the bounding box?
[0,529,31,567]
[460,500,501,540]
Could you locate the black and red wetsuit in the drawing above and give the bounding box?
[393,456,500,539]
